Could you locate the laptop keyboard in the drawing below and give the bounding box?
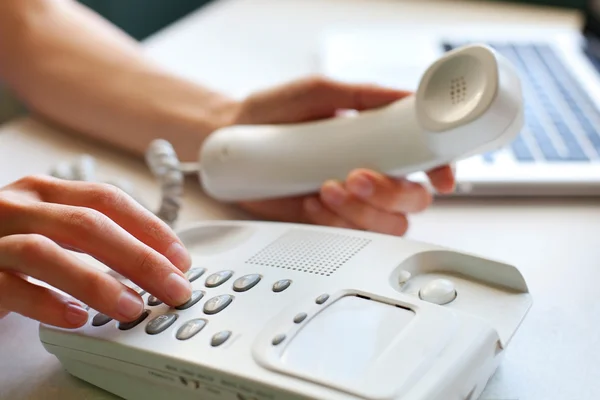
[444,42,600,164]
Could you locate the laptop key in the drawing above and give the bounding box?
[553,120,589,161]
[510,135,535,162]
[525,108,562,161]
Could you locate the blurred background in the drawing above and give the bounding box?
[78,0,215,40]
[78,0,587,41]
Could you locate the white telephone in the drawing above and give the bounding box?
[39,44,532,399]
[39,220,532,400]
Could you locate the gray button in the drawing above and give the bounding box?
[118,310,150,331]
[210,330,231,347]
[272,279,292,292]
[176,318,207,341]
[293,313,307,323]
[272,334,286,345]
[175,290,205,310]
[316,294,329,304]
[92,313,112,327]
[205,270,233,288]
[203,294,233,315]
[232,274,262,292]
[186,268,206,283]
[147,295,163,306]
[145,313,178,335]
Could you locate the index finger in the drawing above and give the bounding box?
[30,177,191,272]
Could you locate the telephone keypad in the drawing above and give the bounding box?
[205,270,233,288]
[146,313,178,335]
[232,274,261,292]
[118,310,150,331]
[175,290,205,311]
[89,268,298,346]
[176,318,207,341]
[203,294,234,315]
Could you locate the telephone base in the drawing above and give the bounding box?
[44,337,503,400]
[39,220,531,400]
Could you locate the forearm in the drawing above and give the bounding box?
[0,0,237,161]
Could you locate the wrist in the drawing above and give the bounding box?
[169,90,241,162]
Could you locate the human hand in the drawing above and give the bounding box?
[0,175,193,328]
[224,77,456,236]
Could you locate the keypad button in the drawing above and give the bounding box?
[175,290,205,311]
[272,279,291,292]
[147,296,163,306]
[293,313,307,323]
[205,270,233,288]
[118,310,150,331]
[92,313,112,327]
[272,334,286,345]
[186,268,206,283]
[145,313,178,335]
[203,294,233,315]
[210,330,231,347]
[232,274,262,292]
[315,294,329,304]
[176,318,207,341]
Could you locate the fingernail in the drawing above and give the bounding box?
[322,182,346,206]
[117,291,144,320]
[304,198,321,213]
[348,174,373,198]
[64,303,89,326]
[165,273,192,305]
[165,242,192,272]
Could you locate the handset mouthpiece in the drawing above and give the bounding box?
[415,44,524,157]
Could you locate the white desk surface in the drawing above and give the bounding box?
[1,0,599,399]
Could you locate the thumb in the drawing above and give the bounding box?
[238,76,411,124]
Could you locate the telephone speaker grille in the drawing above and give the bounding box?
[245,229,371,276]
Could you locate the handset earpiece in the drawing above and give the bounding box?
[196,43,524,202]
[415,44,523,157]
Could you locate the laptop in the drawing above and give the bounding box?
[317,1,600,196]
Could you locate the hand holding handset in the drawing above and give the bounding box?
[197,44,523,201]
[51,44,523,226]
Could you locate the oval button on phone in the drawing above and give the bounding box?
[419,279,457,305]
